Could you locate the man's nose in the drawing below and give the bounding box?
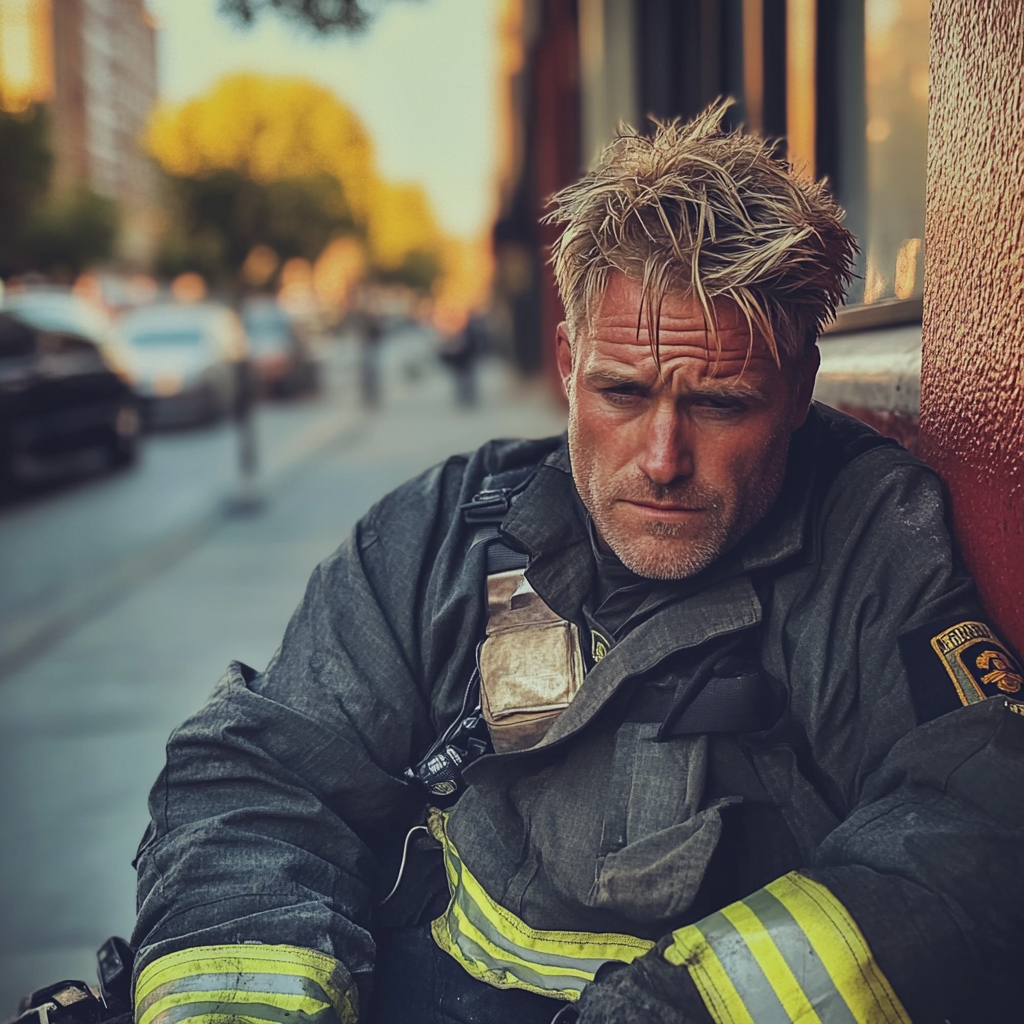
[635,407,694,485]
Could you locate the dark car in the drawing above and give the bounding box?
[0,312,141,493]
[242,298,320,397]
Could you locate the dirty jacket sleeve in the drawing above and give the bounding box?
[129,442,517,1019]
[577,452,1024,1024]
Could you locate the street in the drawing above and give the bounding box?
[0,328,565,1011]
[0,334,364,676]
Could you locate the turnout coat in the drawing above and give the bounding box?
[132,404,1024,1024]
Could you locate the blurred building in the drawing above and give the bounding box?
[495,0,928,379]
[0,0,160,262]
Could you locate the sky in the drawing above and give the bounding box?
[145,0,501,238]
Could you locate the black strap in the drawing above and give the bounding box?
[620,642,774,738]
[461,466,536,567]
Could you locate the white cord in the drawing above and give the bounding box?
[382,824,429,904]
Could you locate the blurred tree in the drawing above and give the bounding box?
[147,75,378,216]
[147,74,444,293]
[375,249,441,291]
[27,186,120,279]
[155,169,354,286]
[368,181,443,290]
[0,104,54,275]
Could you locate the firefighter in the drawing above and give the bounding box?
[127,105,1024,1024]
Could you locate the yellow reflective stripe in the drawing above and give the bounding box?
[766,874,909,1024]
[447,890,594,981]
[429,809,653,999]
[720,901,822,1024]
[665,873,911,1024]
[451,843,650,965]
[135,945,356,1024]
[139,988,330,1024]
[137,945,344,994]
[667,924,758,1024]
[154,1017,281,1024]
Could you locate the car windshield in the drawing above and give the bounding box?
[129,329,205,348]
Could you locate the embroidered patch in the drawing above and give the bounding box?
[591,628,612,664]
[931,621,1024,703]
[900,616,1024,723]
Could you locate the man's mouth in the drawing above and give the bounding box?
[620,499,706,514]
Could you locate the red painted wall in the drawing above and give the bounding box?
[921,2,1024,653]
[530,0,580,395]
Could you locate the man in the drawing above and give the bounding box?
[130,106,1024,1024]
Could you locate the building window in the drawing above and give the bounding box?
[631,0,930,321]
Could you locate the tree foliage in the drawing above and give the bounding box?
[146,74,444,292]
[218,0,373,33]
[147,75,377,220]
[0,106,119,279]
[0,105,54,275]
[28,187,120,279]
[156,171,354,284]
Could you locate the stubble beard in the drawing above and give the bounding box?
[571,429,792,581]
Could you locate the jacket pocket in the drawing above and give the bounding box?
[586,723,735,925]
[479,570,585,752]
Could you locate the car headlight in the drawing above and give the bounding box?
[102,346,137,385]
[153,370,184,396]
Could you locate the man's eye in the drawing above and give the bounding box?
[601,386,644,404]
[695,397,746,414]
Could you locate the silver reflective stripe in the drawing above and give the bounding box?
[149,1002,336,1024]
[444,839,608,992]
[136,974,332,1020]
[430,808,653,1000]
[448,844,614,977]
[447,918,582,994]
[691,912,792,1024]
[665,873,912,1024]
[134,945,357,1024]
[743,888,862,1024]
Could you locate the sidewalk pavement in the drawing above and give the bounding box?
[0,356,566,1011]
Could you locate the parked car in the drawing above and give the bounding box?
[2,287,115,349]
[0,312,141,492]
[117,303,247,427]
[242,297,320,397]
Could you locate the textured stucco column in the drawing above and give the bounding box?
[921,2,1024,651]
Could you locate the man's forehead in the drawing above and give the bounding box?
[581,273,777,370]
[591,276,745,329]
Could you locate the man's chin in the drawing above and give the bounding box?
[606,533,724,580]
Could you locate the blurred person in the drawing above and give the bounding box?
[352,287,385,408]
[435,312,484,407]
[44,105,1022,1024]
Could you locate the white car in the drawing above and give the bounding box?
[2,287,115,348]
[117,303,248,427]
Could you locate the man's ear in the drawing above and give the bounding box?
[555,322,574,398]
[790,343,820,430]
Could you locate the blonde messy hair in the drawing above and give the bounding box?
[546,101,856,365]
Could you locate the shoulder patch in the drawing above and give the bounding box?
[899,616,1024,723]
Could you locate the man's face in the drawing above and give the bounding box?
[557,273,818,579]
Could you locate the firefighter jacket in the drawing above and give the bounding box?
[131,403,1024,1024]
